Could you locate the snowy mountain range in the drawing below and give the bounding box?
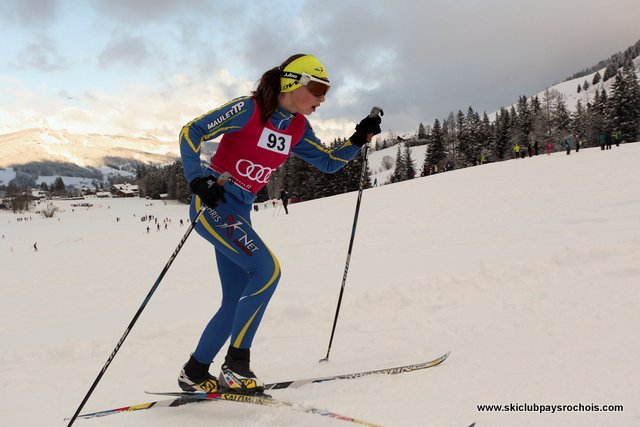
[0,128,179,169]
[0,128,183,185]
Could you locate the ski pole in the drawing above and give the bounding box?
[320,107,383,363]
[66,172,232,426]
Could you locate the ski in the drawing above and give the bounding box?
[266,351,450,390]
[146,391,384,426]
[69,352,449,421]
[70,391,382,426]
[149,351,449,397]
[65,395,205,419]
[151,351,450,395]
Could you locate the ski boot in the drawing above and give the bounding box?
[178,355,219,393]
[218,347,266,395]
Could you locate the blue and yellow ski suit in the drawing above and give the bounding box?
[180,96,360,364]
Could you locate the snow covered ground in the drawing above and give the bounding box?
[1,143,639,427]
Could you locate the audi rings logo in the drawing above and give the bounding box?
[235,159,276,183]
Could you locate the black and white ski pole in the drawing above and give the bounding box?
[320,106,383,363]
[66,172,232,426]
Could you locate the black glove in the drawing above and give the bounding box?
[190,176,226,208]
[350,114,383,147]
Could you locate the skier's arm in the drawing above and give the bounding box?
[179,96,253,184]
[291,122,361,173]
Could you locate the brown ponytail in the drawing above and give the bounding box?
[252,53,306,125]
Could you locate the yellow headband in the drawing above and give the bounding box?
[280,55,329,93]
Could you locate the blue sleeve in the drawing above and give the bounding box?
[179,96,254,184]
[291,121,360,173]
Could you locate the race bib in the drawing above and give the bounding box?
[257,128,292,155]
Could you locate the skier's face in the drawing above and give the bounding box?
[282,86,325,116]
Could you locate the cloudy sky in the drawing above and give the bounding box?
[1,0,639,143]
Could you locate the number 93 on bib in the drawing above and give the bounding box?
[258,128,292,154]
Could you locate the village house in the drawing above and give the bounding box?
[112,183,139,198]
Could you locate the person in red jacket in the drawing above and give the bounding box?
[177,54,382,395]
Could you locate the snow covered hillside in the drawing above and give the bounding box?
[1,143,639,426]
[548,55,640,113]
[368,143,426,186]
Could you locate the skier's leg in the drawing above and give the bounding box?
[189,194,281,393]
[192,249,248,364]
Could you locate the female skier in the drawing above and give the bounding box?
[178,54,382,394]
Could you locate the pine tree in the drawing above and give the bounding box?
[136,164,147,180]
[392,145,405,182]
[570,100,587,140]
[282,153,314,199]
[603,63,618,82]
[625,61,640,140]
[338,147,369,193]
[608,61,640,141]
[553,96,571,136]
[359,149,373,190]
[540,89,555,140]
[455,110,466,165]
[443,111,456,165]
[607,68,628,136]
[529,95,547,148]
[403,144,416,179]
[514,96,533,149]
[592,71,601,85]
[424,118,446,174]
[53,176,66,193]
[531,95,541,115]
[457,107,482,166]
[589,88,608,140]
[599,89,611,131]
[539,89,570,142]
[479,112,493,160]
[418,122,428,140]
[493,107,511,160]
[577,84,582,93]
[172,162,190,203]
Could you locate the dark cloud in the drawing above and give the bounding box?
[0,0,60,27]
[98,32,154,68]
[90,0,208,24]
[3,0,640,138]
[285,0,640,131]
[15,34,68,71]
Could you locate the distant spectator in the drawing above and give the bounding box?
[613,129,621,147]
[564,135,572,155]
[280,188,290,215]
[605,130,613,150]
[599,131,606,150]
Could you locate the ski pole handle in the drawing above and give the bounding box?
[369,106,384,118]
[217,171,233,185]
